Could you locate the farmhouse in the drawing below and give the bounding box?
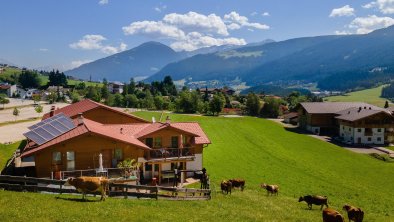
[0,83,17,97]
[298,102,394,145]
[42,99,148,124]
[336,107,394,145]
[19,102,210,184]
[107,81,124,94]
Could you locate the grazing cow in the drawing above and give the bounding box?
[220,180,232,194]
[342,205,364,222]
[322,208,345,222]
[260,183,279,196]
[299,195,329,210]
[229,179,245,191]
[65,176,109,201]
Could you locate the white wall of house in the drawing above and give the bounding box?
[186,154,202,171]
[340,125,385,145]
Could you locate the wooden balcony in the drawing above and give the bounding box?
[144,147,195,160]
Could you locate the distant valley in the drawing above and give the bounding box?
[64,25,394,92]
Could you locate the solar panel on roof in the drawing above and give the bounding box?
[24,131,47,145]
[24,113,76,145]
[50,121,69,132]
[57,116,75,129]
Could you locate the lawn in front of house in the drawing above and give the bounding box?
[0,113,393,221]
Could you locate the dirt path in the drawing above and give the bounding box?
[0,103,68,123]
[0,120,40,143]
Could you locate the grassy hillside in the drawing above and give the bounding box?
[1,113,393,221]
[324,85,389,107]
[0,141,23,168]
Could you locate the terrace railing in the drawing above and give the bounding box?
[144,147,194,160]
[53,168,123,180]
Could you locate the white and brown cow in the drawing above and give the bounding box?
[65,176,109,201]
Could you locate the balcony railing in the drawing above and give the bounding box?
[145,147,194,160]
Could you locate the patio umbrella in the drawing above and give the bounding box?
[98,153,104,171]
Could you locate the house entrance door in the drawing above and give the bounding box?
[100,149,112,168]
[357,138,361,144]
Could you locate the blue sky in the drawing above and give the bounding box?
[0,0,393,70]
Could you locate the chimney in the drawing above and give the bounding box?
[369,107,372,110]
[120,127,123,134]
[358,107,362,112]
[77,113,84,126]
[364,106,367,109]
[152,117,156,123]
[49,106,56,117]
[165,116,171,124]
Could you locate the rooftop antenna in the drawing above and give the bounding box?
[152,117,156,123]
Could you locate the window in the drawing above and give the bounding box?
[349,128,351,132]
[145,138,153,148]
[377,128,382,132]
[114,148,123,160]
[154,137,162,147]
[145,164,152,171]
[182,135,187,145]
[368,137,372,141]
[342,126,344,130]
[52,152,62,165]
[171,136,178,148]
[357,129,362,133]
[377,137,382,141]
[66,151,75,171]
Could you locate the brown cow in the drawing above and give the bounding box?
[343,205,364,222]
[65,176,109,201]
[322,208,345,222]
[220,180,232,194]
[229,179,245,191]
[260,183,279,196]
[299,195,329,210]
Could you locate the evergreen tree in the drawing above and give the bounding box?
[385,100,389,108]
[246,93,261,116]
[209,93,225,115]
[18,70,41,89]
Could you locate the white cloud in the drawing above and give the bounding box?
[362,2,377,9]
[98,0,108,5]
[163,12,229,36]
[170,32,246,51]
[101,42,128,54]
[39,48,48,52]
[154,4,167,13]
[224,11,270,30]
[262,12,270,16]
[70,34,106,50]
[329,5,355,17]
[362,0,394,14]
[70,35,127,54]
[123,21,186,39]
[250,12,258,16]
[349,15,394,34]
[70,59,93,69]
[122,11,268,51]
[335,30,352,35]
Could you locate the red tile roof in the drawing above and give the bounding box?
[21,118,211,157]
[42,99,148,123]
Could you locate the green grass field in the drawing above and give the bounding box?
[0,141,23,169]
[0,67,101,87]
[0,113,394,221]
[324,85,389,107]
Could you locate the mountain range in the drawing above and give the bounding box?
[65,25,394,91]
